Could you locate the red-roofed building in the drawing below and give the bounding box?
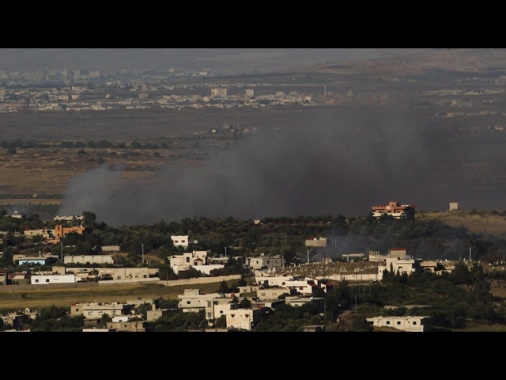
[372,201,416,220]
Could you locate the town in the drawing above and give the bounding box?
[1,200,504,332]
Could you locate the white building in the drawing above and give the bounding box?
[366,316,430,332]
[178,288,239,321]
[31,274,76,284]
[168,250,209,274]
[247,254,283,271]
[305,237,327,248]
[171,235,189,249]
[71,302,133,319]
[64,255,114,265]
[226,307,263,331]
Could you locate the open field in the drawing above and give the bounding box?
[418,210,506,237]
[0,281,234,311]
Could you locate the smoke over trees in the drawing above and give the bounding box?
[57,106,443,226]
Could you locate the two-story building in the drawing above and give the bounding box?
[225,306,263,331]
[372,201,416,220]
[168,250,224,275]
[178,288,238,321]
[247,254,284,272]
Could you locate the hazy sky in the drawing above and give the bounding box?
[57,106,435,226]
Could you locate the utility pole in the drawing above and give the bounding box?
[141,244,144,264]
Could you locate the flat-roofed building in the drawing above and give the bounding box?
[372,201,416,220]
[366,315,430,332]
[71,302,134,319]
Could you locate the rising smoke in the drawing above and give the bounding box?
[58,107,432,226]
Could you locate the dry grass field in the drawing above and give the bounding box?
[0,281,230,311]
[418,210,506,237]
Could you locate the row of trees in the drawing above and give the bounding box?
[2,209,506,271]
[0,135,240,151]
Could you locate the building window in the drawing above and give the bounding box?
[207,312,211,318]
[46,279,50,283]
[35,279,39,283]
[413,321,417,325]
[208,301,211,307]
[397,321,401,325]
[386,321,390,325]
[187,301,191,304]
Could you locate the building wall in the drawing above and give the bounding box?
[305,237,327,247]
[146,309,163,322]
[23,228,53,238]
[366,316,430,332]
[71,302,129,319]
[178,290,217,313]
[285,296,324,311]
[255,275,294,287]
[209,302,232,321]
[256,287,292,301]
[54,224,85,239]
[372,201,415,219]
[31,274,76,284]
[377,257,421,280]
[64,255,114,265]
[247,255,283,270]
[106,320,145,332]
[171,235,189,249]
[225,308,260,331]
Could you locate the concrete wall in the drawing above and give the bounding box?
[323,273,379,282]
[64,255,114,265]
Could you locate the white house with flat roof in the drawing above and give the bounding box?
[247,254,283,271]
[171,235,189,249]
[366,315,430,332]
[31,274,76,284]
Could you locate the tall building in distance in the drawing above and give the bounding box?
[372,201,416,220]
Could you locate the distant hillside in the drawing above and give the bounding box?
[302,48,506,76]
[2,49,504,78]
[420,210,506,238]
[0,48,382,75]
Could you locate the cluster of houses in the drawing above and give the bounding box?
[2,243,446,332]
[2,264,432,332]
[1,206,457,332]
